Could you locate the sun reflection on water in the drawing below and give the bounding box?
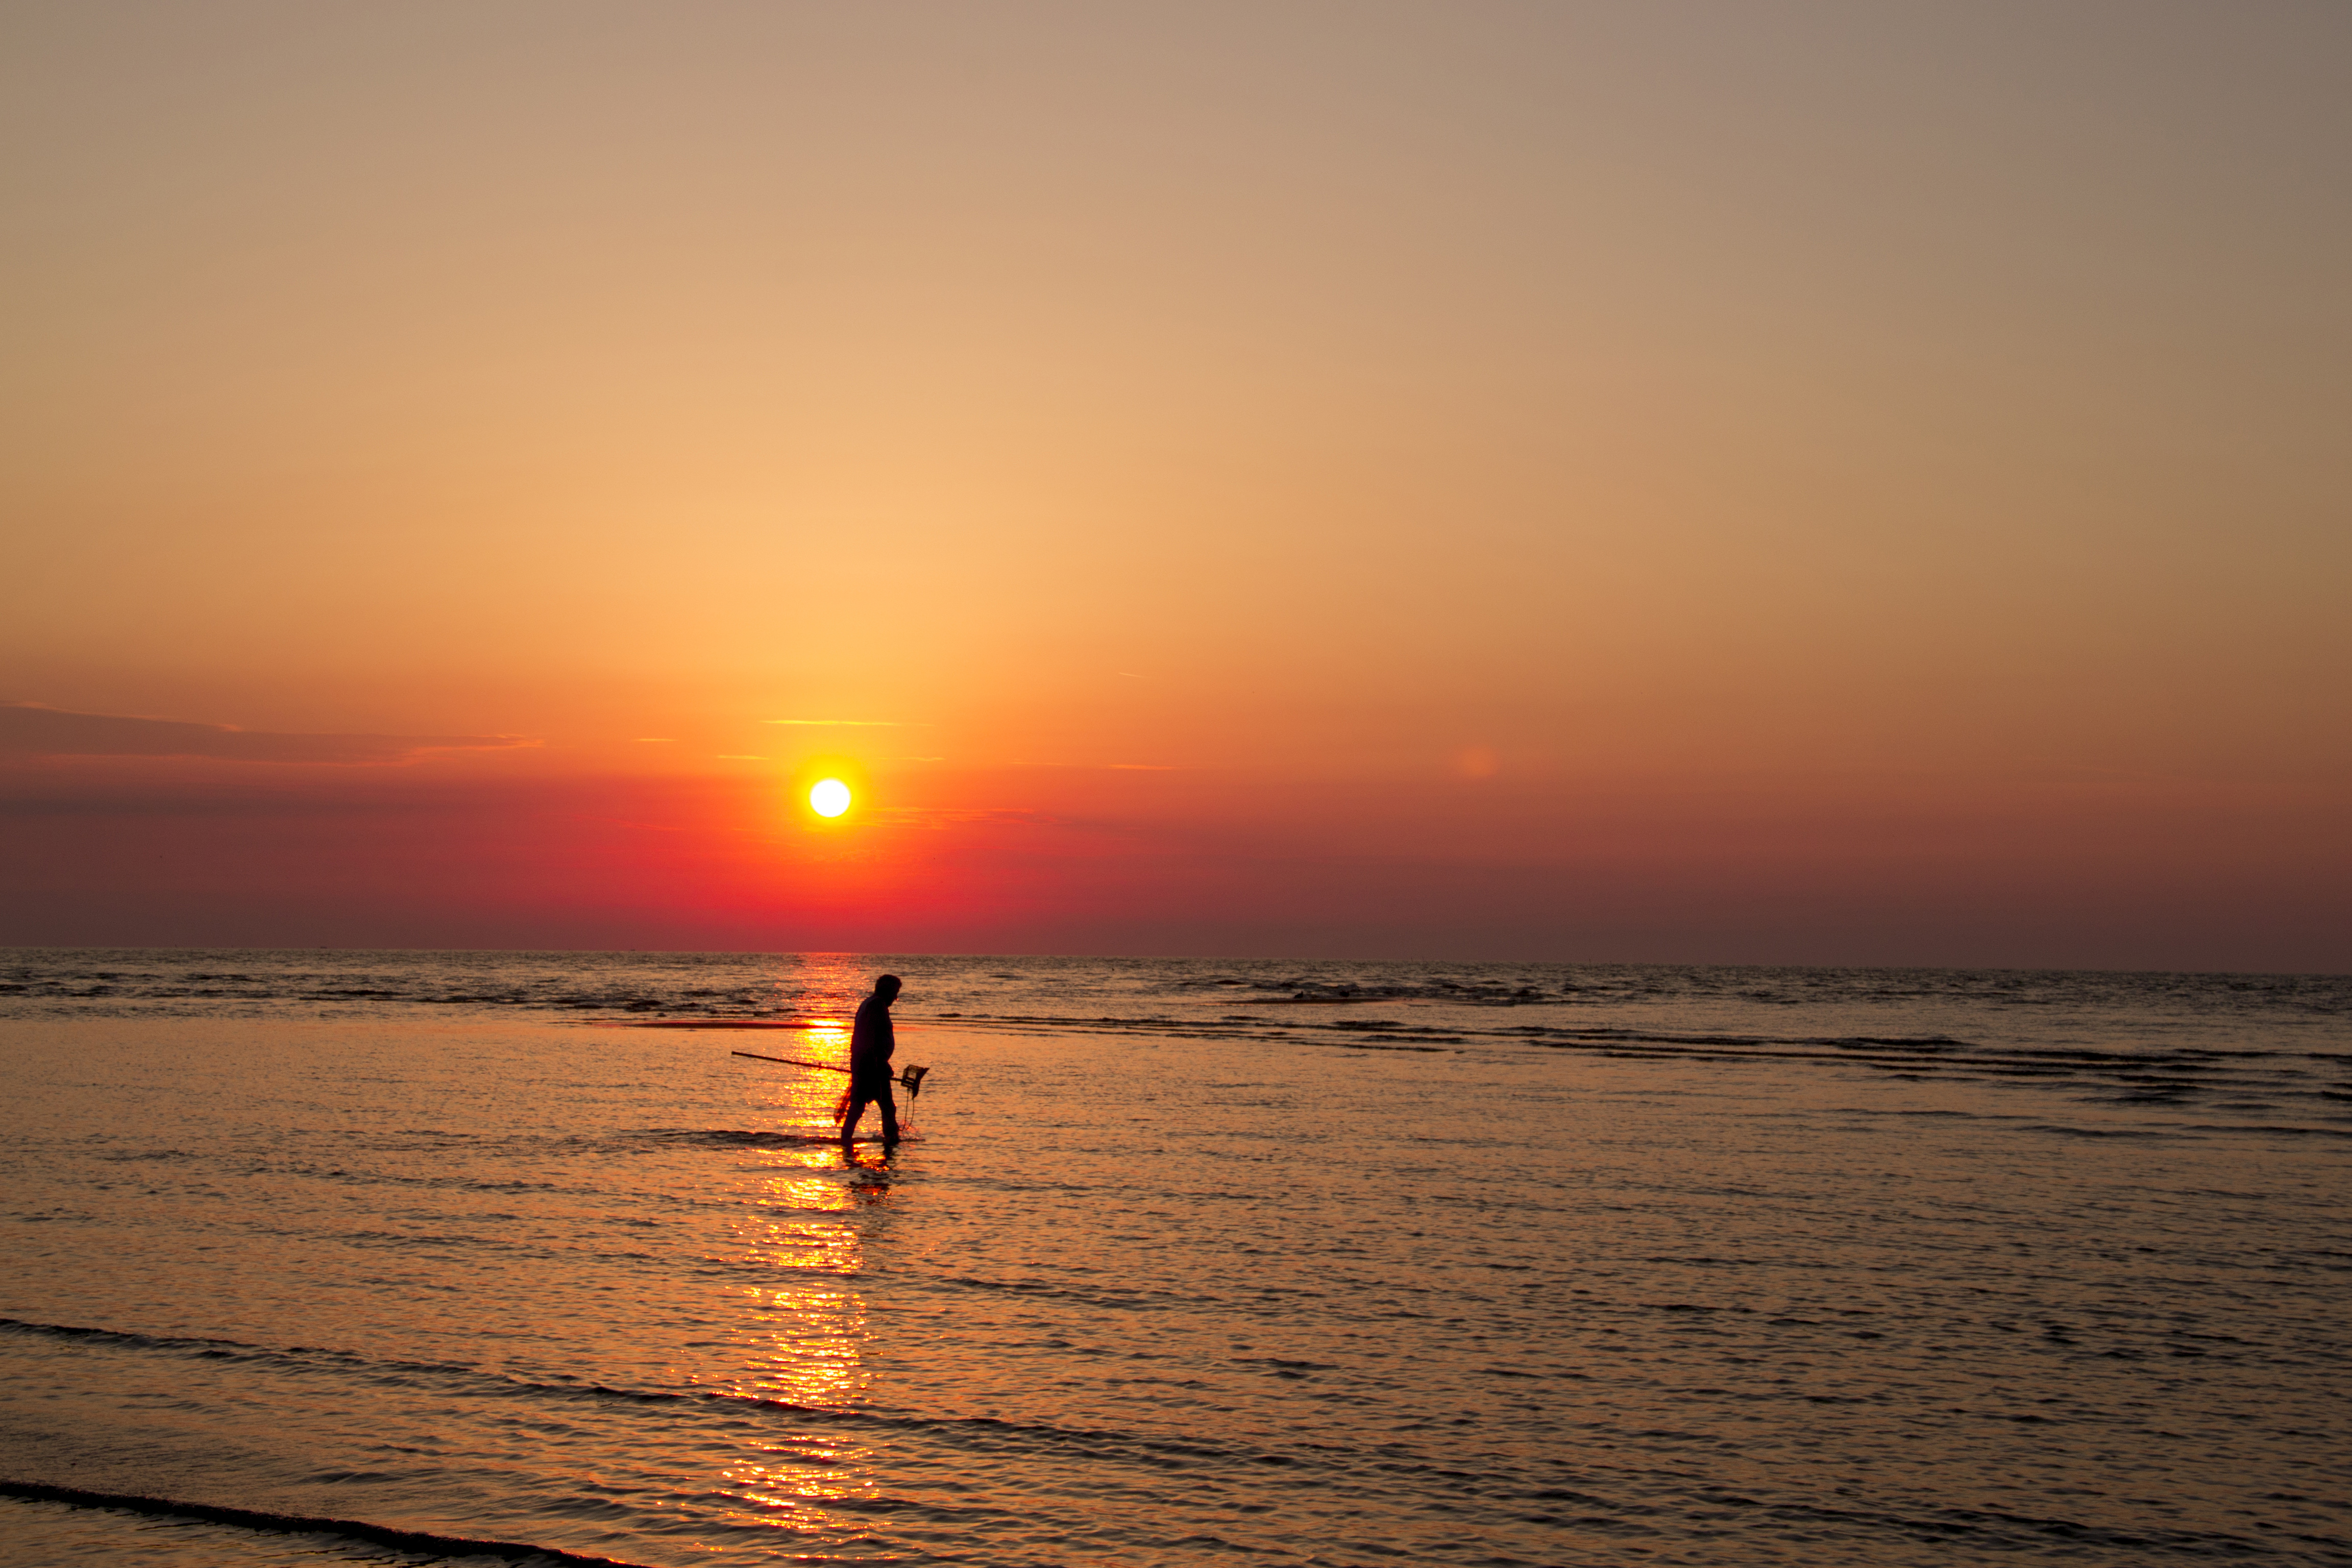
[721,1437,880,1526]
[734,1277,871,1409]
[701,954,913,1535]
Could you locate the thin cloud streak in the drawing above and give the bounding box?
[0,702,530,766]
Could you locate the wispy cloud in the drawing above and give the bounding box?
[0,702,531,766]
[763,718,914,727]
[868,806,1058,829]
[1108,763,1178,771]
[630,737,677,744]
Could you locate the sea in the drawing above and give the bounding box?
[2,949,2347,1567]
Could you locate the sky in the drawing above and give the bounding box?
[3,0,2346,969]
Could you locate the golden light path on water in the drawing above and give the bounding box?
[714,987,883,1536]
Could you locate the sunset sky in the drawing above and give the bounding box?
[5,1,2346,969]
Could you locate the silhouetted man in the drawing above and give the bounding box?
[842,973,901,1147]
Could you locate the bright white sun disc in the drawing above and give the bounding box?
[808,778,852,818]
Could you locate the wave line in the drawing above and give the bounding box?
[0,1479,654,1566]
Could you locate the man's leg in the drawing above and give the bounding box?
[841,1091,867,1144]
[877,1082,899,1144]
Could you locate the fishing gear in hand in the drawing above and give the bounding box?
[730,1049,932,1098]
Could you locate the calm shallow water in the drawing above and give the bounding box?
[2,950,2348,1565]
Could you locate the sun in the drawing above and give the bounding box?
[808,778,852,818]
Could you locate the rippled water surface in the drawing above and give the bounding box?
[3,949,2348,1565]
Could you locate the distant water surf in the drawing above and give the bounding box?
[3,950,2347,1565]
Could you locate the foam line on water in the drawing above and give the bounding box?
[0,1316,1273,1472]
[0,1480,653,1566]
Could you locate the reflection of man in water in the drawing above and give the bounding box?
[842,974,902,1148]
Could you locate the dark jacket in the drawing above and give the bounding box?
[849,994,896,1085]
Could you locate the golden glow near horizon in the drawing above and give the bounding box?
[809,779,852,819]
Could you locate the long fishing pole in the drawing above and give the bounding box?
[731,1049,931,1098]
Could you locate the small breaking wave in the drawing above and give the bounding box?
[0,1481,650,1566]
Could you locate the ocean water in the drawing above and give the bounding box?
[2,949,2347,1567]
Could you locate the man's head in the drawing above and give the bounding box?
[874,974,902,1001]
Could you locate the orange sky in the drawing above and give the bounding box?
[4,2,2346,968]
